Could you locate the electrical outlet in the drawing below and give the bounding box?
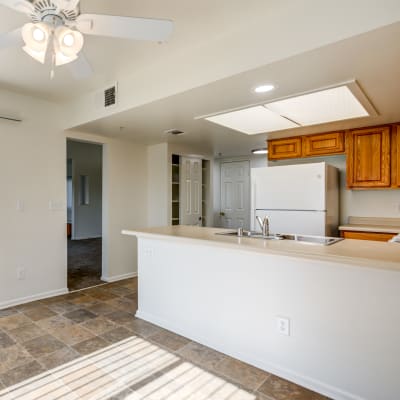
[276,316,290,336]
[144,247,154,257]
[17,267,26,280]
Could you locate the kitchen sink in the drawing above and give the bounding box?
[215,230,343,245]
[215,230,285,240]
[280,234,343,246]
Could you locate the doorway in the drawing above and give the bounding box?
[220,161,250,230]
[67,139,104,291]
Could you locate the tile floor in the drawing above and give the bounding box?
[0,279,330,400]
[68,238,103,291]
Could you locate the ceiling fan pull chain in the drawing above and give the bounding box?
[50,52,56,80]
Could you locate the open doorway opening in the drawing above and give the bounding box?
[67,139,104,291]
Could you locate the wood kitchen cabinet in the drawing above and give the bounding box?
[346,126,391,188]
[302,131,345,157]
[340,230,396,242]
[268,131,344,160]
[394,125,400,187]
[268,137,302,160]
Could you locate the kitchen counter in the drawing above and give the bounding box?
[339,216,400,234]
[123,225,400,400]
[122,225,400,271]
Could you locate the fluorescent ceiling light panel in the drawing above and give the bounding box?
[265,85,369,126]
[205,106,298,135]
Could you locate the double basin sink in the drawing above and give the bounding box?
[216,230,343,246]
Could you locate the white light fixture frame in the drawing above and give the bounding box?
[197,80,377,121]
[197,80,377,135]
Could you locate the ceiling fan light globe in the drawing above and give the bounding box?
[22,23,49,52]
[56,26,84,58]
[22,45,46,64]
[63,33,75,47]
[55,51,78,66]
[32,28,45,42]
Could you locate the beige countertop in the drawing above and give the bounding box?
[122,226,400,272]
[339,216,400,234]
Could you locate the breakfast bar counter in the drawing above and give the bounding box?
[123,225,400,271]
[123,226,400,400]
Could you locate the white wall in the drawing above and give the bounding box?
[0,97,149,308]
[0,89,67,307]
[67,140,103,240]
[67,131,148,282]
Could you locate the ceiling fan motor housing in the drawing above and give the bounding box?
[29,0,79,26]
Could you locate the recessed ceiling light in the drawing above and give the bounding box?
[252,148,268,155]
[254,84,275,94]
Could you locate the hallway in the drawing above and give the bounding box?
[68,238,104,291]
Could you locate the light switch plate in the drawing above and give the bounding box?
[16,200,24,212]
[49,200,64,211]
[276,316,290,336]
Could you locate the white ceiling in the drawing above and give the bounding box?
[0,0,283,100]
[75,22,400,156]
[2,1,400,157]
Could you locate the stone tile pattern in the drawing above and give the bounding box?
[0,278,329,399]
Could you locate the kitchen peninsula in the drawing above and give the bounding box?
[123,226,400,400]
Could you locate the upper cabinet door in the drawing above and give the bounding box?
[395,125,400,187]
[302,131,345,157]
[268,137,302,160]
[346,126,391,188]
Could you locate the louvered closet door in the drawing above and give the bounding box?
[180,157,202,225]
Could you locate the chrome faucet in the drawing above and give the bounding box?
[256,216,270,237]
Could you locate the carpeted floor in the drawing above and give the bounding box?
[68,238,104,291]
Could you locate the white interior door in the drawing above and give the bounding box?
[180,157,202,225]
[220,161,250,229]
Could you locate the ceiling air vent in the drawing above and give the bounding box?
[104,84,117,108]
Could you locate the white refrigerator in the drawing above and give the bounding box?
[251,162,339,236]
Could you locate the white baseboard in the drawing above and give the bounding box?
[0,288,69,310]
[101,272,137,283]
[136,310,364,400]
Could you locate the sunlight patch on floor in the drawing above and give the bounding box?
[0,335,256,400]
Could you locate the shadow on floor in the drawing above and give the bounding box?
[68,238,104,291]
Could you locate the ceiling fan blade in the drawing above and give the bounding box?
[67,53,93,80]
[0,0,34,14]
[76,14,173,42]
[52,0,80,11]
[0,28,23,49]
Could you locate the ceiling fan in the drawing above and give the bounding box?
[0,0,173,79]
